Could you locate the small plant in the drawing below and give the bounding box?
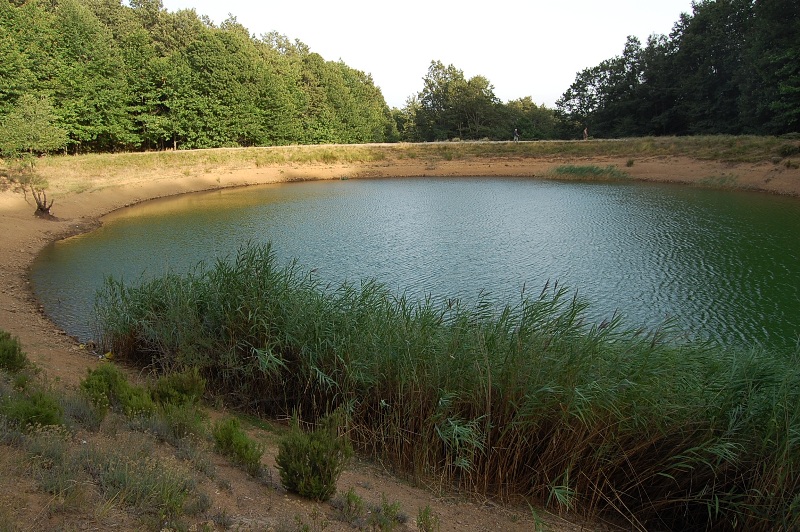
[331,487,366,524]
[416,505,440,532]
[276,409,353,502]
[211,417,264,476]
[367,493,406,530]
[626,158,634,167]
[0,330,28,373]
[80,363,155,418]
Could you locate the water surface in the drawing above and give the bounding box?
[31,177,800,352]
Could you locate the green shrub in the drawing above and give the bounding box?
[0,330,28,373]
[211,417,263,476]
[2,390,63,429]
[80,363,154,418]
[150,367,206,406]
[276,410,353,502]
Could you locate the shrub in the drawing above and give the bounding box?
[80,363,155,418]
[2,390,63,429]
[0,330,28,373]
[150,367,206,406]
[276,409,353,502]
[211,417,263,476]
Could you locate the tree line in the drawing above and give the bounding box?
[1,0,798,156]
[556,0,800,138]
[0,0,397,153]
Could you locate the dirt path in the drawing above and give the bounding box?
[1,150,798,530]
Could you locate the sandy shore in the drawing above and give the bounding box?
[1,152,799,386]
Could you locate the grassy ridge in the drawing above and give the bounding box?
[34,135,800,183]
[95,243,800,530]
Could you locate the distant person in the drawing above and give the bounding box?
[513,128,520,142]
[583,127,588,140]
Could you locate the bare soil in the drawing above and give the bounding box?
[1,148,798,531]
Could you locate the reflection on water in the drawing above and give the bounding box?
[31,177,800,352]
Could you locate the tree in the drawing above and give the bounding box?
[0,94,67,216]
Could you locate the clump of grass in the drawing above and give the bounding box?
[95,241,800,530]
[551,164,629,180]
[211,417,264,477]
[276,409,353,502]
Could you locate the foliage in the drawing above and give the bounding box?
[0,330,28,373]
[211,417,264,476]
[80,363,155,418]
[150,366,206,406]
[95,241,800,530]
[330,487,366,525]
[0,0,395,152]
[0,94,67,157]
[1,389,63,429]
[556,0,800,137]
[276,409,353,502]
[416,505,441,532]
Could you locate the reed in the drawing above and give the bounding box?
[94,242,800,530]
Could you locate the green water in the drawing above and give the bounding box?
[31,177,800,352]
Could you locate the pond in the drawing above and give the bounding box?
[31,177,800,353]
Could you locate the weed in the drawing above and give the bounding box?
[211,417,264,476]
[330,487,366,524]
[367,493,406,530]
[416,505,440,532]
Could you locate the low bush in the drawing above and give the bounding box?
[150,366,206,406]
[0,330,28,373]
[80,363,155,418]
[276,409,353,502]
[1,389,63,429]
[211,417,263,476]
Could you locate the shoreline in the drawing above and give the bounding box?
[1,152,799,386]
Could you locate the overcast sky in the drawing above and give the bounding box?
[158,0,695,109]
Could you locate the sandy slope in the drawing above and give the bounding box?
[0,150,798,530]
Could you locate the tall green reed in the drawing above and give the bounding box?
[94,242,800,530]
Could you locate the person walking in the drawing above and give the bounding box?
[513,128,520,142]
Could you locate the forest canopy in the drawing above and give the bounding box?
[1,0,797,154]
[555,0,800,138]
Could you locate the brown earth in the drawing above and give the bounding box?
[1,149,798,531]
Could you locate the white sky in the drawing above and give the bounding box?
[159,0,695,109]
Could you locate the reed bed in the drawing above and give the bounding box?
[94,242,800,530]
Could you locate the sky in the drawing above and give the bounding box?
[158,0,696,109]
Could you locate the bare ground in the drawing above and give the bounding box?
[1,149,798,531]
